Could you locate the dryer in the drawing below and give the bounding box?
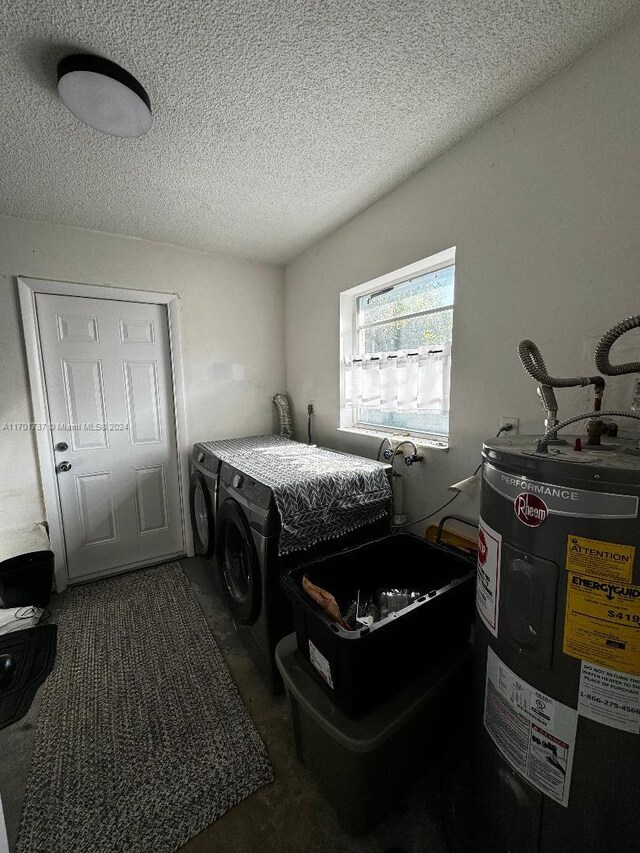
[189,443,222,558]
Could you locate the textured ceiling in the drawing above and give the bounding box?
[0,1,637,264]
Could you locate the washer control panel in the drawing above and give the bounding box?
[220,463,272,511]
[193,445,220,475]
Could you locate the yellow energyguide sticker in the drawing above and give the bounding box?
[566,535,635,583]
[564,572,640,676]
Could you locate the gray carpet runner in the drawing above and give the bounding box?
[17,563,273,853]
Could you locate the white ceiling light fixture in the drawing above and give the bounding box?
[57,54,152,138]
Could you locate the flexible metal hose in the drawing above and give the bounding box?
[594,316,640,376]
[516,341,558,412]
[272,393,294,438]
[518,340,602,389]
[536,384,559,415]
[537,410,640,452]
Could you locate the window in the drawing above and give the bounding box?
[340,248,455,441]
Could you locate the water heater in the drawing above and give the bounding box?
[473,436,640,852]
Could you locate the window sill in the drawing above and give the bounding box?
[337,425,449,451]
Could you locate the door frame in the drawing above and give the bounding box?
[18,276,194,592]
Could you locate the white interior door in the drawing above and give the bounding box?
[35,293,185,581]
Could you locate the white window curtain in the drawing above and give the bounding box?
[344,343,451,414]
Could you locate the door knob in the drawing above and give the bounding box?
[55,442,69,452]
[57,461,72,473]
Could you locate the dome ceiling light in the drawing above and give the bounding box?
[57,54,152,138]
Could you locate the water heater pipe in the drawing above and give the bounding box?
[536,410,640,453]
[518,339,605,440]
[518,339,604,390]
[594,315,640,376]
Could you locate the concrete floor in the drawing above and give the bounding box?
[0,557,469,853]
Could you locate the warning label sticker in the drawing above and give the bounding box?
[563,573,640,676]
[578,661,640,733]
[476,517,501,637]
[484,647,577,807]
[309,640,333,689]
[566,535,635,583]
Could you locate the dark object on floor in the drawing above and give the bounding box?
[16,563,273,853]
[0,654,16,690]
[0,551,54,608]
[283,533,475,716]
[276,632,472,836]
[0,625,57,730]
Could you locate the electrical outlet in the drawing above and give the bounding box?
[500,416,519,435]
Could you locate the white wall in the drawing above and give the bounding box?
[284,18,640,528]
[0,216,284,534]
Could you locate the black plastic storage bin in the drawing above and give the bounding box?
[0,550,54,608]
[282,533,475,716]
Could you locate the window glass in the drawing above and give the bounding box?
[357,265,454,327]
[362,307,453,353]
[359,410,449,436]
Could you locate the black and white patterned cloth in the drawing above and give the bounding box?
[201,434,392,554]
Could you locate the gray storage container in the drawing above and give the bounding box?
[275,632,472,835]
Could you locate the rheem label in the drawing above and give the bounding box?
[514,492,548,527]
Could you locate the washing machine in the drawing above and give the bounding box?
[215,459,392,692]
[189,443,222,558]
[215,461,290,692]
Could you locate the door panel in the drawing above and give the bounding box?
[118,317,155,344]
[75,472,118,545]
[62,359,109,450]
[134,466,168,533]
[56,313,99,342]
[36,293,184,580]
[123,360,162,444]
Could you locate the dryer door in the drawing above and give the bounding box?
[189,471,216,558]
[216,499,262,624]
